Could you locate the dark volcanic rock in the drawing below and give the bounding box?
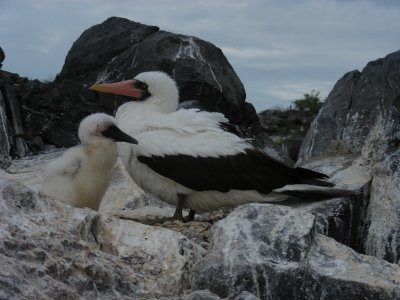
[298,50,400,264]
[281,138,302,161]
[0,70,125,152]
[0,89,11,166]
[59,17,159,84]
[299,51,400,160]
[258,108,317,162]
[59,17,255,125]
[0,46,4,68]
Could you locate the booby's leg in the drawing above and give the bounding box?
[186,209,196,222]
[173,194,196,222]
[172,194,186,221]
[131,194,193,225]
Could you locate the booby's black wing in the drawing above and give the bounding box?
[138,148,331,193]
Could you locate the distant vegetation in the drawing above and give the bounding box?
[258,90,325,143]
[291,90,324,115]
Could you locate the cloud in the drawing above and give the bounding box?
[221,46,290,59]
[0,0,399,111]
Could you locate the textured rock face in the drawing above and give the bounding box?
[0,70,124,151]
[298,50,400,264]
[0,178,205,299]
[2,153,400,299]
[193,204,314,299]
[193,204,400,299]
[0,46,4,68]
[59,17,159,84]
[0,89,11,166]
[303,234,400,299]
[257,107,318,162]
[299,51,400,159]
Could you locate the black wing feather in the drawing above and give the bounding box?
[138,149,331,193]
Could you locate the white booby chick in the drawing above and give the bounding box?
[89,71,355,221]
[41,113,138,210]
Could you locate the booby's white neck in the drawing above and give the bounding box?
[141,94,179,114]
[116,94,178,120]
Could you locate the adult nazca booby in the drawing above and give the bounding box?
[90,71,354,221]
[41,113,138,210]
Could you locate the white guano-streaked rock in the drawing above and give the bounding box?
[0,178,205,299]
[192,203,400,299]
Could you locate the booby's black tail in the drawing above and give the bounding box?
[293,167,334,187]
[274,184,360,200]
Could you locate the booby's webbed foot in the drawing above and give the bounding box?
[170,194,195,222]
[132,195,195,225]
[169,194,185,221]
[146,211,192,224]
[185,209,196,222]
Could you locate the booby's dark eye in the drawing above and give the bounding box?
[134,80,148,91]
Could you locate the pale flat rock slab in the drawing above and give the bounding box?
[109,206,178,222]
[1,149,63,191]
[99,158,147,211]
[0,178,205,299]
[106,208,212,248]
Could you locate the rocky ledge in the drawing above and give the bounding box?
[0,149,398,299]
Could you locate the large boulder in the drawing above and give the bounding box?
[298,50,400,264]
[58,17,159,84]
[59,17,254,125]
[0,177,206,299]
[192,204,400,299]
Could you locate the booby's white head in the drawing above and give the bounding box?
[78,113,138,146]
[89,71,179,114]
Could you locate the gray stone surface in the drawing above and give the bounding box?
[1,156,399,299]
[298,50,400,263]
[0,89,11,167]
[193,203,316,299]
[0,178,205,299]
[192,204,400,299]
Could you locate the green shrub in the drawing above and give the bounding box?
[292,90,323,115]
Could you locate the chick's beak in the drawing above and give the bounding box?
[102,125,138,144]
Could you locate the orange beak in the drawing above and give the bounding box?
[89,79,150,100]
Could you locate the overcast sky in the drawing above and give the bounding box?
[0,0,399,111]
